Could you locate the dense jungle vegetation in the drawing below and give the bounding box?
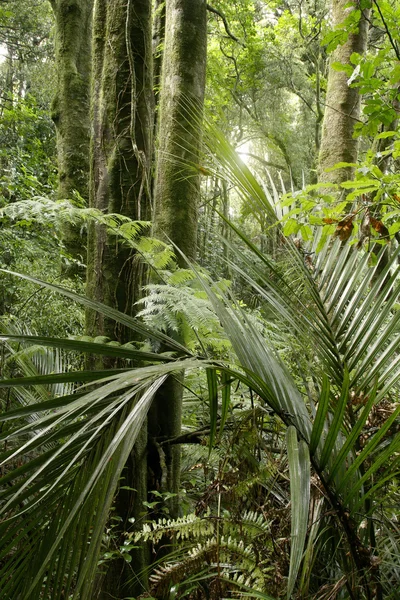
[0,0,399,599]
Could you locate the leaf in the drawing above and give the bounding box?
[283,218,299,236]
[309,375,330,456]
[0,368,128,388]
[327,382,378,484]
[370,217,389,238]
[286,426,310,599]
[219,370,231,438]
[340,179,379,189]
[330,61,353,75]
[334,215,354,242]
[206,368,218,451]
[376,130,397,139]
[0,334,176,362]
[318,371,349,472]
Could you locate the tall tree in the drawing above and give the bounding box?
[86,0,153,340]
[153,0,207,263]
[49,0,93,270]
[150,0,207,514]
[318,0,370,183]
[49,0,93,203]
[86,0,153,596]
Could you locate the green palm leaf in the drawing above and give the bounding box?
[286,426,310,599]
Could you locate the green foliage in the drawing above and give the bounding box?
[278,144,400,250]
[206,0,324,184]
[322,0,400,139]
[133,509,274,598]
[0,2,400,598]
[0,227,84,337]
[0,95,57,202]
[322,5,364,53]
[137,269,231,354]
[1,126,400,599]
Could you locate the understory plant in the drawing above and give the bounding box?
[0,128,399,600]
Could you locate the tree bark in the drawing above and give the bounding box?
[86,1,153,597]
[318,1,369,184]
[86,0,153,341]
[152,0,166,117]
[49,0,93,269]
[150,0,207,518]
[153,0,207,265]
[50,0,92,200]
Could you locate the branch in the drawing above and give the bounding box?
[207,4,246,47]
[373,0,400,60]
[159,426,211,446]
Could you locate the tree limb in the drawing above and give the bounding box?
[207,4,246,47]
[373,0,400,60]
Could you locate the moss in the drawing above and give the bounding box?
[51,0,92,200]
[150,0,207,530]
[86,2,154,593]
[50,0,93,272]
[87,0,153,337]
[154,0,207,265]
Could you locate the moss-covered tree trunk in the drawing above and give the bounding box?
[153,0,207,262]
[87,0,153,341]
[318,0,369,184]
[152,0,166,115]
[49,0,93,268]
[86,1,153,597]
[150,0,207,515]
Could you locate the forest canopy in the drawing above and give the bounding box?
[0,1,399,599]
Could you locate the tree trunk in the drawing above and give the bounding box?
[153,0,207,265]
[86,0,153,341]
[152,0,166,118]
[86,0,153,597]
[150,0,207,518]
[318,1,369,184]
[49,0,93,269]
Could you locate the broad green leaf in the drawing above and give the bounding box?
[0,368,128,388]
[327,382,377,483]
[0,334,176,362]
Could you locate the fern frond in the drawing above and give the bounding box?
[149,535,270,597]
[135,513,215,543]
[150,546,216,598]
[0,196,151,243]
